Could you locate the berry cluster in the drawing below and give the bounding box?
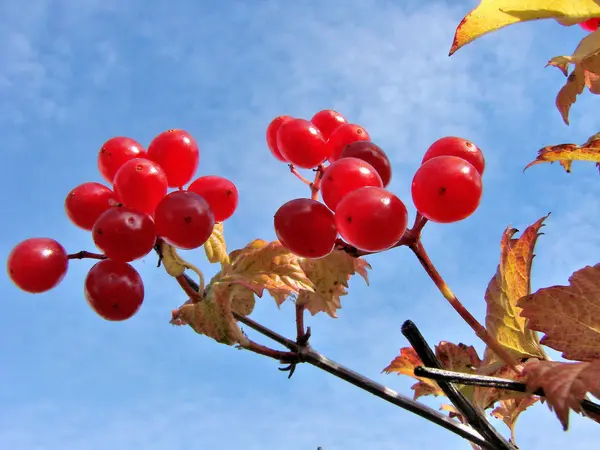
[7,130,239,321]
[267,110,485,258]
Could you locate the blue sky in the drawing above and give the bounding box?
[1,0,599,448]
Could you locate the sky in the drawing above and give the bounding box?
[1,0,599,449]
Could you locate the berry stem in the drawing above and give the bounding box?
[408,240,521,375]
[176,274,203,302]
[67,251,107,260]
[310,164,325,201]
[240,340,297,362]
[288,164,312,186]
[295,303,310,344]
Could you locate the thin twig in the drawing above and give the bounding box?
[241,340,298,363]
[289,164,313,185]
[67,251,106,260]
[402,320,516,450]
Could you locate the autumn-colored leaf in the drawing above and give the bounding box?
[382,347,444,400]
[518,264,600,362]
[491,396,539,443]
[524,131,600,173]
[297,250,370,318]
[473,363,529,410]
[555,65,586,125]
[523,359,600,430]
[204,222,229,265]
[450,1,600,56]
[482,216,547,367]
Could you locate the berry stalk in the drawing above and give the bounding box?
[67,251,107,260]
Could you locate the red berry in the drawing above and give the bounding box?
[85,259,144,321]
[113,158,168,213]
[154,191,215,249]
[266,116,293,162]
[580,18,600,32]
[339,141,392,187]
[422,136,485,175]
[7,238,68,293]
[320,157,383,211]
[310,110,347,140]
[335,187,408,252]
[64,182,118,231]
[98,137,146,183]
[187,175,238,222]
[326,123,371,162]
[277,119,327,169]
[411,155,483,223]
[147,129,199,188]
[92,207,156,262]
[274,198,337,258]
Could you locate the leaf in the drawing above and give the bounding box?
[518,264,600,361]
[490,396,539,443]
[450,0,600,56]
[523,359,600,430]
[204,222,229,265]
[473,362,530,410]
[219,240,314,306]
[172,284,249,346]
[297,250,371,318]
[524,131,600,173]
[382,347,444,400]
[555,65,586,125]
[482,216,547,366]
[228,283,256,316]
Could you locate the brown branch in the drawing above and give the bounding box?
[68,251,107,260]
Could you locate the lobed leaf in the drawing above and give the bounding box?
[518,263,600,361]
[382,347,444,400]
[204,222,230,265]
[524,131,600,173]
[490,396,539,443]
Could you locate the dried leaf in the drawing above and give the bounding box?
[524,131,600,173]
[382,347,444,400]
[473,363,530,410]
[518,264,600,361]
[555,65,586,125]
[482,216,547,367]
[450,0,600,55]
[491,396,539,443]
[523,359,600,429]
[204,222,229,265]
[228,284,256,316]
[297,250,371,318]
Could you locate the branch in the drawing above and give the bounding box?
[68,251,106,260]
[402,320,516,450]
[414,366,600,419]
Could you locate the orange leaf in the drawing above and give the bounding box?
[490,396,539,443]
[473,363,530,410]
[555,65,586,125]
[523,359,600,430]
[524,132,600,173]
[382,347,443,400]
[518,264,600,361]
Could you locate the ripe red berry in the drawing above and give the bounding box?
[274,198,337,258]
[7,238,69,293]
[147,129,199,188]
[310,109,347,140]
[335,187,408,252]
[326,123,371,162]
[320,157,383,211]
[339,141,392,187]
[411,155,483,223]
[85,259,144,321]
[266,115,293,162]
[580,18,600,32]
[187,175,238,222]
[64,182,118,231]
[98,137,146,183]
[92,207,156,262]
[422,136,485,175]
[277,119,327,169]
[154,191,215,249]
[113,158,168,213]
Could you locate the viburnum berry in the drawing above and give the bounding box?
[187,175,239,222]
[65,182,118,231]
[92,207,157,262]
[266,115,293,162]
[154,191,215,249]
[7,238,69,293]
[339,141,392,187]
[320,157,383,211]
[85,259,144,321]
[277,118,327,169]
[98,137,146,183]
[580,18,600,32]
[335,187,408,252]
[147,129,199,188]
[274,198,337,258]
[310,109,347,140]
[411,155,483,223]
[113,158,168,213]
[326,123,371,162]
[422,136,485,175]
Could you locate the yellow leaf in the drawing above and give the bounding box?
[204,222,230,265]
[450,0,600,55]
[524,131,600,172]
[297,250,371,318]
[482,216,547,366]
[229,284,256,316]
[518,264,600,361]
